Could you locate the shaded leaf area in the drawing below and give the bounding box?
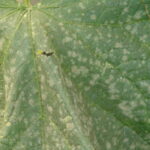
[0,0,150,150]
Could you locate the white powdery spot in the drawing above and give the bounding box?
[81,13,85,16]
[89,74,99,86]
[29,99,34,106]
[79,2,85,9]
[95,60,101,66]
[106,142,111,149]
[71,65,89,76]
[58,22,64,26]
[41,93,47,100]
[118,101,134,118]
[92,74,99,80]
[131,26,138,34]
[82,57,87,62]
[67,51,72,57]
[123,7,129,13]
[86,34,92,39]
[41,75,45,83]
[123,138,129,143]
[6,122,11,127]
[71,66,80,75]
[130,144,136,150]
[63,37,72,43]
[0,136,3,139]
[16,0,23,3]
[97,2,101,6]
[125,25,131,31]
[109,83,118,94]
[115,42,123,48]
[10,58,17,65]
[66,122,74,130]
[123,1,128,5]
[89,58,94,65]
[47,106,53,113]
[134,11,142,19]
[84,86,90,91]
[123,48,129,54]
[122,55,128,61]
[107,34,112,38]
[10,67,16,74]
[38,65,42,72]
[24,13,27,18]
[61,116,72,123]
[140,81,150,93]
[80,66,89,75]
[65,78,73,87]
[72,51,78,57]
[90,14,97,20]
[104,62,113,70]
[94,36,99,42]
[67,9,71,13]
[68,51,78,58]
[139,35,147,42]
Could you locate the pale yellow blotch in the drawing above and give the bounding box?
[6,122,11,127]
[90,14,96,20]
[37,3,42,8]
[66,79,73,87]
[106,142,111,149]
[37,50,43,55]
[115,42,122,48]
[49,122,55,128]
[79,2,85,9]
[16,0,23,3]
[66,122,74,130]
[62,116,72,123]
[47,106,53,113]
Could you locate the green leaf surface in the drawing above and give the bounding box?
[0,0,150,149]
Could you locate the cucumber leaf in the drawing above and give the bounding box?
[0,0,150,149]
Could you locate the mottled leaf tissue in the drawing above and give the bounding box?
[0,0,150,150]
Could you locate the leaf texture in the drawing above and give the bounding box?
[0,0,150,150]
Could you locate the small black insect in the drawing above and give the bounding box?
[41,51,54,56]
